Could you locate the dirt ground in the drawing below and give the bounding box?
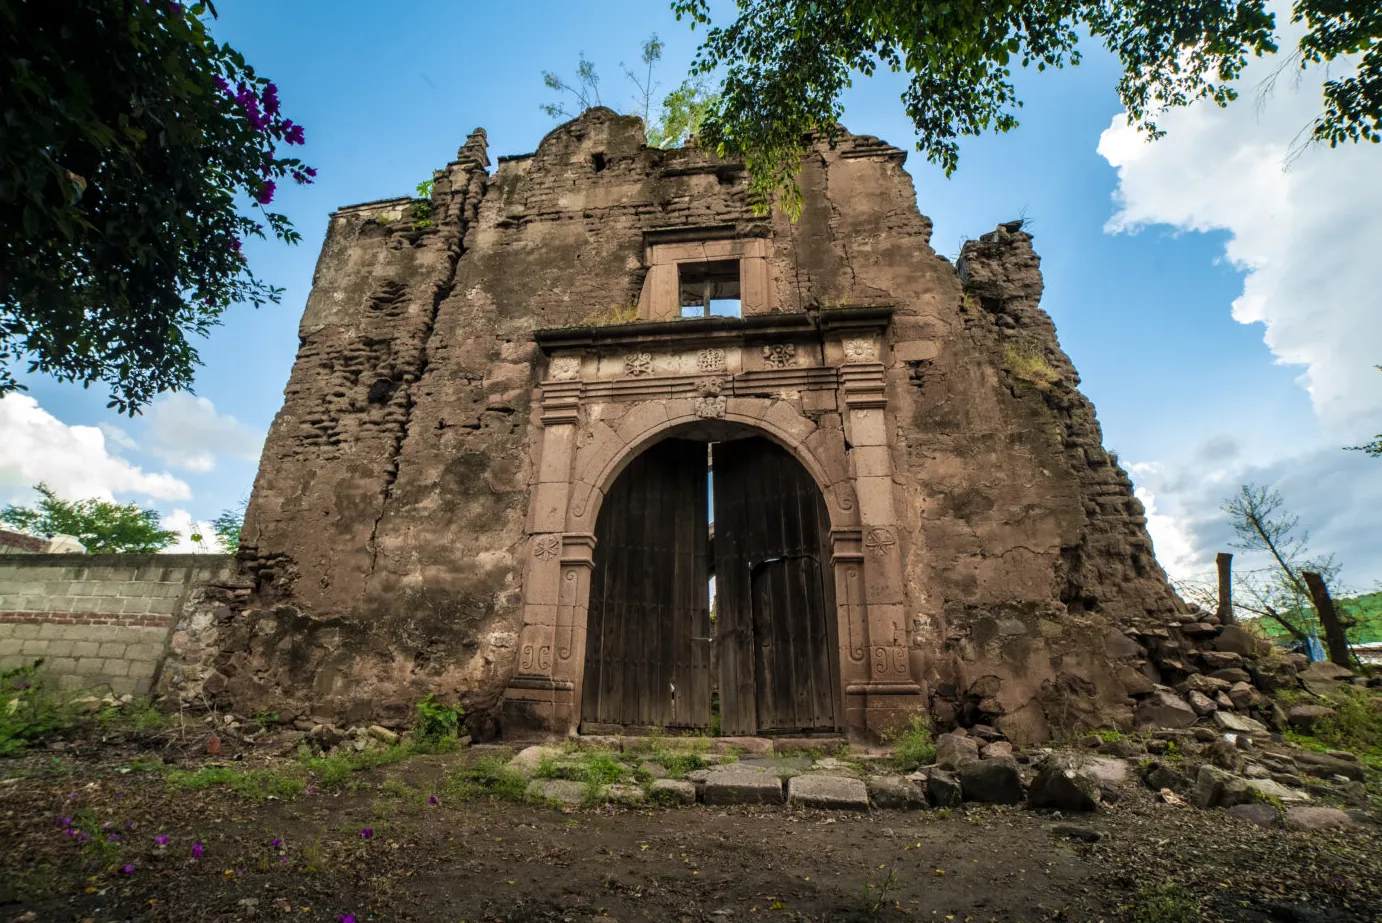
[2,744,1380,923]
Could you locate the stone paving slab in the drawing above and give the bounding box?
[702,766,785,805]
[787,774,869,810]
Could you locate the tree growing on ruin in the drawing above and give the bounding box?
[541,35,720,148]
[0,0,314,414]
[671,0,1382,211]
[1,484,178,554]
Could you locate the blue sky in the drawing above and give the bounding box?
[3,1,1378,593]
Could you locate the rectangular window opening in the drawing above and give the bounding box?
[678,259,740,318]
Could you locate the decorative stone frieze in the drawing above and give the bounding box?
[624,352,652,377]
[762,343,796,369]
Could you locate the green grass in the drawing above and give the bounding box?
[1280,685,1382,770]
[890,715,937,770]
[1,662,173,754]
[442,755,530,803]
[167,764,308,800]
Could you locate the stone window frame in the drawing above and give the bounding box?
[637,229,773,321]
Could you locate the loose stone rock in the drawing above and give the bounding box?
[1245,779,1310,803]
[934,733,981,770]
[1227,803,1281,828]
[1187,690,1217,716]
[649,778,696,805]
[980,741,1014,760]
[1286,704,1337,733]
[925,769,963,808]
[787,774,870,810]
[605,783,646,804]
[958,759,1025,804]
[1134,691,1197,729]
[1284,806,1354,831]
[1029,755,1101,812]
[506,745,563,779]
[867,775,926,809]
[1212,712,1269,735]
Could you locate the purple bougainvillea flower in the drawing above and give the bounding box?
[121,864,135,874]
[428,795,438,805]
[192,843,204,858]
[271,838,282,848]
[254,179,276,205]
[281,120,305,145]
[280,856,289,864]
[64,828,76,837]
[263,82,280,115]
[360,828,373,840]
[155,835,169,846]
[76,833,89,843]
[339,915,355,923]
[59,816,72,826]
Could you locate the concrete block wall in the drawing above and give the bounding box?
[0,554,236,696]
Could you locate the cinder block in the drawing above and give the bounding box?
[120,597,152,615]
[0,624,14,639]
[147,598,177,615]
[38,623,68,640]
[42,582,70,596]
[92,597,125,614]
[46,656,78,673]
[100,659,132,677]
[126,660,158,679]
[109,676,138,695]
[67,581,95,596]
[57,674,85,690]
[70,597,100,614]
[73,657,104,675]
[0,655,26,671]
[126,642,166,660]
[97,642,128,659]
[0,638,22,656]
[20,639,50,656]
[45,640,74,657]
[72,640,102,658]
[113,627,156,645]
[10,624,40,640]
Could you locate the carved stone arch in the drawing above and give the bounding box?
[569,401,858,536]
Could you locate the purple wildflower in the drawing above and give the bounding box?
[428,795,438,805]
[360,828,373,840]
[76,833,89,843]
[254,180,276,205]
[107,834,120,843]
[340,915,356,923]
[121,864,135,875]
[155,835,169,846]
[280,856,289,864]
[58,816,72,827]
[271,838,282,848]
[64,828,76,837]
[192,842,204,858]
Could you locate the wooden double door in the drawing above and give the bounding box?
[580,436,840,735]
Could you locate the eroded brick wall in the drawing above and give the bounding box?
[0,555,235,696]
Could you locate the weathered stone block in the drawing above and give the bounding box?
[701,767,784,805]
[787,774,869,810]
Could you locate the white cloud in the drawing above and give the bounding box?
[162,508,228,553]
[1098,23,1382,443]
[1129,440,1382,591]
[97,423,138,451]
[143,393,265,473]
[0,394,190,504]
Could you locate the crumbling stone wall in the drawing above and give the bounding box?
[224,109,1186,742]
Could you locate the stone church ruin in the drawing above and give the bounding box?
[219,108,1193,744]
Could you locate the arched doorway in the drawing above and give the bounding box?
[580,432,841,736]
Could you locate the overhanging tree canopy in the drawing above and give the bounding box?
[0,0,313,413]
[672,0,1381,210]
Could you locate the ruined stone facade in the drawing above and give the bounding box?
[223,109,1186,743]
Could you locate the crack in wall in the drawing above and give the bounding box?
[365,172,488,582]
